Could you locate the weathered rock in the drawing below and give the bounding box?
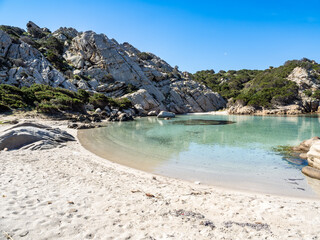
[307,141,320,170]
[125,89,160,112]
[94,108,102,114]
[26,21,46,39]
[228,105,256,115]
[148,111,157,116]
[1,22,227,114]
[293,137,320,153]
[157,111,175,118]
[302,166,320,180]
[0,122,75,150]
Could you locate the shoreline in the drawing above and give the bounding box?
[1,118,320,239]
[78,129,320,201]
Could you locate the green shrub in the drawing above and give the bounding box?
[137,52,153,61]
[89,93,110,108]
[312,90,320,100]
[100,73,114,83]
[74,75,81,80]
[109,98,132,109]
[304,90,312,97]
[36,102,60,114]
[125,83,138,94]
[0,103,11,113]
[77,89,90,102]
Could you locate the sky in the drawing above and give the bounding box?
[0,0,319,73]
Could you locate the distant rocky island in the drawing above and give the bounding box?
[0,21,319,118]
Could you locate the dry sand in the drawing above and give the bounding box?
[1,118,320,240]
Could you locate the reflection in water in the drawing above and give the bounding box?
[78,114,320,198]
[171,119,235,125]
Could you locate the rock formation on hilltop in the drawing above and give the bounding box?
[0,21,226,115]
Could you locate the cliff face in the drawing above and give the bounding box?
[0,22,226,114]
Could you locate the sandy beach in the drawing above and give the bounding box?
[1,118,320,240]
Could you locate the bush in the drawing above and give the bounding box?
[36,102,60,114]
[109,98,132,109]
[304,90,312,97]
[100,73,114,83]
[77,89,90,102]
[125,83,138,94]
[0,103,11,113]
[137,52,153,61]
[312,90,320,100]
[89,93,110,109]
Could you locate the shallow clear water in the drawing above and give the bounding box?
[78,114,320,198]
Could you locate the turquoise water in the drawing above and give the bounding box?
[78,114,320,198]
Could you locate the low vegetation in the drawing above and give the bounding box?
[193,58,320,108]
[137,52,153,61]
[0,84,132,114]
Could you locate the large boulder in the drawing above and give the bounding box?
[302,166,320,180]
[157,111,175,118]
[293,137,320,153]
[0,122,75,151]
[307,141,320,170]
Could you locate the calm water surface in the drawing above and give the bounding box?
[78,114,320,198]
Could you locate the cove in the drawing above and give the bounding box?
[78,114,320,198]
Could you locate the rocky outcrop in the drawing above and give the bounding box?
[287,67,320,112]
[0,22,226,114]
[0,29,76,91]
[307,142,320,170]
[0,122,75,150]
[296,137,320,180]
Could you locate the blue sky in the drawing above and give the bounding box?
[0,0,319,72]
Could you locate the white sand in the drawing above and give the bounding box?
[1,118,320,240]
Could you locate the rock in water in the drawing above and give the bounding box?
[0,122,75,150]
[157,111,175,118]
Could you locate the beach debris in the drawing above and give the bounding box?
[131,190,141,193]
[47,201,52,205]
[168,209,215,230]
[200,220,215,230]
[172,209,205,219]
[152,176,157,180]
[68,201,75,205]
[224,221,270,231]
[19,231,29,237]
[145,193,155,198]
[3,231,14,240]
[190,191,211,195]
[194,181,201,185]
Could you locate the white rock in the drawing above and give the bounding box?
[157,111,175,118]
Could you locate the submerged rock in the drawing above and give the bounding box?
[0,122,75,150]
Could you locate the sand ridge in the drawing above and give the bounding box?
[1,119,320,239]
